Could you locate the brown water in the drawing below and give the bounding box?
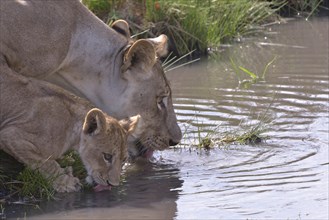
[4,17,329,219]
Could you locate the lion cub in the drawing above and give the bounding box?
[0,68,139,193]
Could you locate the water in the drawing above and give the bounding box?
[4,17,329,219]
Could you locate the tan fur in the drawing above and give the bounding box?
[0,66,139,192]
[0,0,182,158]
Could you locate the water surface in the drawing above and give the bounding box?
[4,17,329,219]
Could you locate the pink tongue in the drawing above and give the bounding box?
[93,184,112,192]
[142,148,154,159]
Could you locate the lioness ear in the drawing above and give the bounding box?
[121,40,156,75]
[111,19,131,39]
[83,108,107,136]
[147,34,168,58]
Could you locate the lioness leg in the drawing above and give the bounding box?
[0,131,81,192]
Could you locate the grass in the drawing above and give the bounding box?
[0,166,55,203]
[82,0,326,56]
[229,55,278,89]
[82,0,117,23]
[145,0,285,56]
[280,0,324,18]
[162,50,200,72]
[16,168,55,201]
[176,107,272,151]
[0,204,4,219]
[183,95,276,150]
[0,168,5,186]
[0,150,89,205]
[197,119,270,150]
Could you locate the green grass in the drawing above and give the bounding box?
[0,166,55,202]
[189,99,275,150]
[145,0,285,56]
[195,118,270,149]
[230,55,277,89]
[281,0,324,18]
[82,0,115,23]
[16,168,55,201]
[0,150,89,204]
[82,0,325,56]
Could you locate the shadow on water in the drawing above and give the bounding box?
[4,160,183,219]
[2,17,329,219]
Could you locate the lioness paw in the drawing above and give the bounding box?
[53,174,81,193]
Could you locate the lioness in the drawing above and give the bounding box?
[0,66,140,193]
[0,0,182,158]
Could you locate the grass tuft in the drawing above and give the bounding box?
[230,55,277,89]
[0,150,89,204]
[197,118,271,150]
[16,168,55,201]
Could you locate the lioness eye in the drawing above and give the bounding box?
[157,96,168,109]
[103,153,113,163]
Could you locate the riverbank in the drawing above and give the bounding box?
[83,0,326,56]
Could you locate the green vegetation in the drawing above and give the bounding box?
[0,150,89,204]
[146,0,285,56]
[162,50,200,72]
[279,0,324,18]
[196,120,269,149]
[82,0,325,56]
[0,165,54,203]
[16,168,55,200]
[230,55,277,89]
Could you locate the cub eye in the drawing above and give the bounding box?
[103,153,113,163]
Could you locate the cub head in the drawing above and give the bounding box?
[79,108,139,190]
[112,23,182,158]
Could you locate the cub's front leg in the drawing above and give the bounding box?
[0,133,81,192]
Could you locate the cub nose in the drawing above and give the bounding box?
[169,139,179,146]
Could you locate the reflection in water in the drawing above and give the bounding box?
[4,17,329,219]
[168,17,328,219]
[5,161,183,219]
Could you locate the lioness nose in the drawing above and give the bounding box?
[169,139,179,146]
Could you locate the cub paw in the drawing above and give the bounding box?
[53,174,81,193]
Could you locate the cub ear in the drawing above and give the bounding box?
[111,19,131,39]
[119,115,142,135]
[121,39,156,75]
[83,108,107,136]
[147,34,168,58]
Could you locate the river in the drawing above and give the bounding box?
[4,17,328,219]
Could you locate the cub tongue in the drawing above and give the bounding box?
[93,184,112,192]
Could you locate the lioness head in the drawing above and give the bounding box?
[112,21,182,158]
[79,108,139,190]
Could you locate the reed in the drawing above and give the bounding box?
[145,0,285,56]
[230,55,277,89]
[281,0,324,18]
